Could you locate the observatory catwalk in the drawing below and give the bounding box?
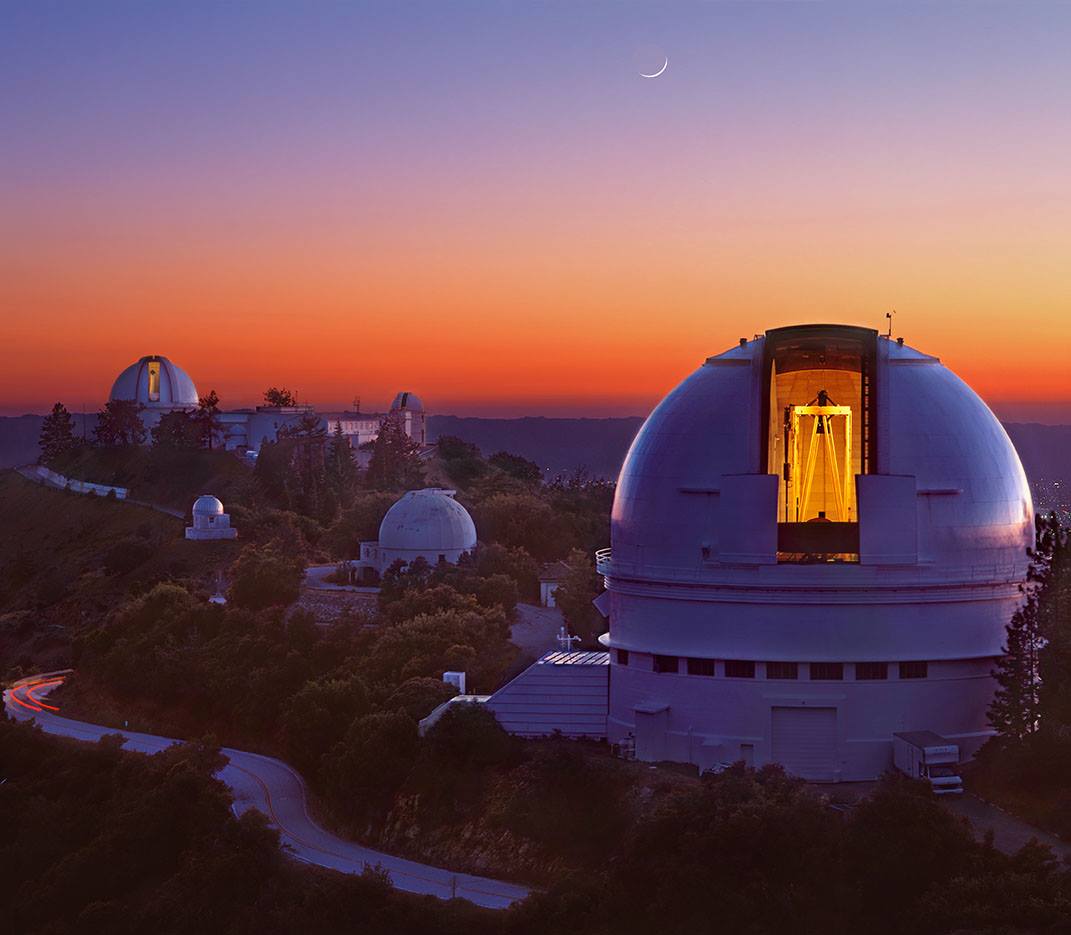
[484,324,1033,782]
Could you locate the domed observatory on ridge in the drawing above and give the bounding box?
[483,324,1034,782]
[110,354,200,433]
[185,495,238,541]
[355,488,477,580]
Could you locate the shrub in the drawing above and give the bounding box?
[227,544,304,610]
[103,536,155,576]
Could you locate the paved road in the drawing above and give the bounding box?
[4,674,530,909]
[16,465,185,519]
[944,792,1071,860]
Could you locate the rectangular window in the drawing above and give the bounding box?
[724,660,755,679]
[653,655,678,674]
[616,649,629,667]
[687,658,715,677]
[899,661,928,680]
[809,662,844,680]
[766,661,799,680]
[855,662,888,680]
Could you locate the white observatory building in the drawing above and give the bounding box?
[110,355,199,431]
[185,495,238,541]
[389,391,427,446]
[357,488,477,577]
[483,324,1033,781]
[595,323,1033,780]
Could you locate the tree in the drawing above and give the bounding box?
[280,412,329,519]
[321,711,419,823]
[263,386,297,407]
[227,544,304,610]
[279,674,370,773]
[38,402,77,465]
[365,413,424,490]
[93,399,146,446]
[989,513,1065,743]
[325,422,359,509]
[195,389,223,450]
[151,409,200,450]
[488,451,542,484]
[547,548,603,644]
[1036,513,1071,731]
[989,591,1044,743]
[474,543,540,603]
[437,435,487,486]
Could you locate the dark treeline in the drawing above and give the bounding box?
[5,716,1071,935]
[0,717,499,935]
[975,513,1071,835]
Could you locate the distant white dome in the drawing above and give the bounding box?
[378,489,476,554]
[390,391,423,413]
[192,494,224,516]
[110,355,198,409]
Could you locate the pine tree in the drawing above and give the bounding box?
[1036,514,1071,733]
[366,413,424,490]
[195,390,223,450]
[325,421,359,509]
[38,402,77,465]
[989,591,1043,742]
[989,513,1064,743]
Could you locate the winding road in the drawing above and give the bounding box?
[4,673,531,910]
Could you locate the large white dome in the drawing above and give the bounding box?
[379,488,476,554]
[610,325,1032,603]
[110,355,199,409]
[600,324,1034,780]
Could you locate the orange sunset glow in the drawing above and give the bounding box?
[3,3,1070,418]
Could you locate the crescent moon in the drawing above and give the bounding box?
[640,57,668,79]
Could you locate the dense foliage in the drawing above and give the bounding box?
[0,718,497,935]
[976,512,1071,834]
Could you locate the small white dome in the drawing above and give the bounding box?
[192,495,224,516]
[110,355,199,409]
[378,489,476,553]
[390,391,423,413]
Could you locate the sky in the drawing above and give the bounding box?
[3,1,1071,419]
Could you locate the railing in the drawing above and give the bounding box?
[595,548,612,575]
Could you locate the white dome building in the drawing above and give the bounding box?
[110,355,199,410]
[389,390,427,445]
[185,494,237,541]
[390,391,423,413]
[358,488,476,576]
[595,324,1033,780]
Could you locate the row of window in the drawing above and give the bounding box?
[615,651,928,681]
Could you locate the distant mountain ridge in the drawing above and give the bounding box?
[1,413,1068,486]
[428,415,644,480]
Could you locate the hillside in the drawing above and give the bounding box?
[0,470,239,678]
[47,445,255,513]
[428,415,644,479]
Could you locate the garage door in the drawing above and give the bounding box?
[771,707,838,781]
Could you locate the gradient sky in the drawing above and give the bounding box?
[3,1,1071,419]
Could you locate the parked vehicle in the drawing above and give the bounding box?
[892,731,964,794]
